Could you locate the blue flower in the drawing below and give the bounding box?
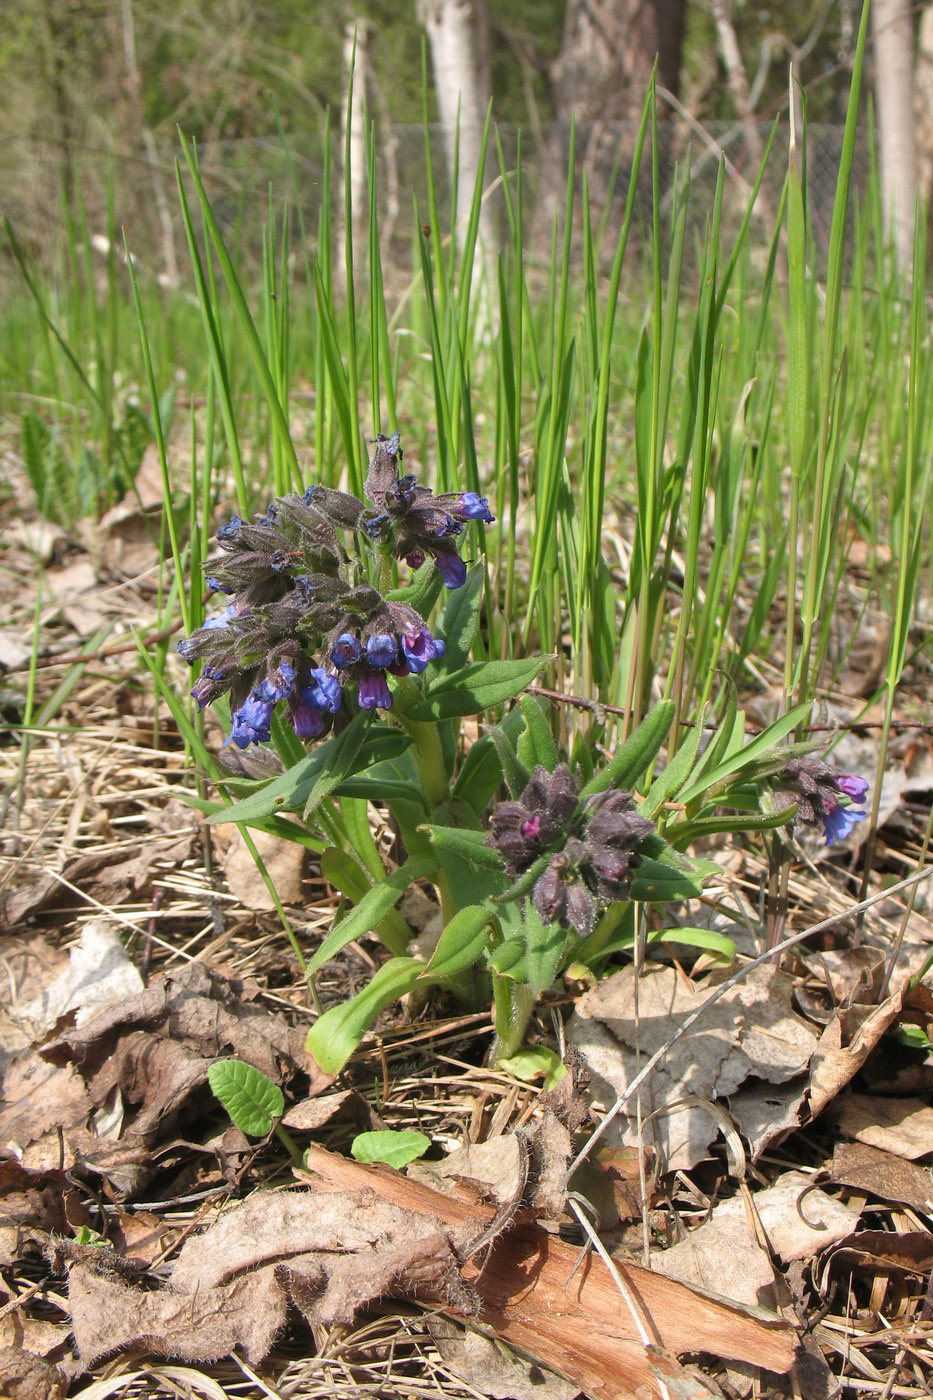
[216,515,245,544]
[400,627,446,675]
[822,802,866,845]
[302,668,341,714]
[358,670,393,710]
[365,633,398,668]
[289,701,329,739]
[331,633,362,669]
[225,689,277,748]
[451,492,495,523]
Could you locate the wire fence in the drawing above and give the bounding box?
[1,119,870,291]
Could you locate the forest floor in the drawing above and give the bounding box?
[2,457,933,1400]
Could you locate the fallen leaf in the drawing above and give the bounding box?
[280,1089,372,1132]
[568,964,818,1169]
[426,1316,580,1400]
[1,961,301,1193]
[805,987,906,1121]
[831,1091,933,1160]
[19,920,144,1033]
[214,825,306,910]
[822,1229,933,1285]
[830,1141,933,1212]
[0,1347,68,1400]
[57,1145,797,1399]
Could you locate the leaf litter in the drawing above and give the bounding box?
[2,499,933,1398]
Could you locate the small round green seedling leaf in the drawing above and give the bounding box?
[208,1058,284,1137]
[497,1046,567,1090]
[350,1130,431,1169]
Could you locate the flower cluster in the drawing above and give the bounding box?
[487,765,656,934]
[176,435,493,748]
[776,757,869,845]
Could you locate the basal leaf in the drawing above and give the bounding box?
[580,700,675,799]
[308,852,437,974]
[305,957,424,1073]
[420,904,498,980]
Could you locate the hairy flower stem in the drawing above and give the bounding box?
[490,978,537,1063]
[396,683,456,922]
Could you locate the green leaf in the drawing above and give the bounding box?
[658,927,736,961]
[350,1129,431,1168]
[497,1047,567,1089]
[678,702,812,805]
[490,726,532,797]
[433,563,483,673]
[404,656,546,722]
[453,704,527,813]
[421,824,506,872]
[580,701,676,799]
[641,709,706,817]
[420,904,498,980]
[208,1059,284,1137]
[490,850,551,905]
[206,710,377,825]
[488,936,527,980]
[306,957,424,1073]
[386,561,444,613]
[630,857,704,902]
[516,694,559,774]
[521,901,568,997]
[308,852,437,974]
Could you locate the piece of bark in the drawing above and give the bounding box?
[301,1143,796,1399]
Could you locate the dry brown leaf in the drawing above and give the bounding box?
[57,1147,796,1399]
[0,833,195,930]
[831,1141,933,1212]
[7,960,300,1192]
[569,963,818,1169]
[425,1316,580,1400]
[213,824,306,910]
[0,1347,69,1400]
[822,1229,933,1282]
[19,920,144,1033]
[805,987,906,1121]
[280,1088,372,1132]
[831,1090,933,1160]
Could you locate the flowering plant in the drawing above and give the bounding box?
[179,434,868,1078]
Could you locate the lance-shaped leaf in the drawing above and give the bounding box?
[308,852,437,974]
[516,694,559,774]
[580,700,675,799]
[522,900,569,997]
[420,904,499,981]
[404,656,547,722]
[432,563,483,673]
[420,824,508,872]
[306,957,424,1073]
[678,701,812,805]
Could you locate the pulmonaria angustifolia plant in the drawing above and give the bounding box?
[176,432,493,748]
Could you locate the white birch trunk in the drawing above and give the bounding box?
[416,0,495,256]
[872,0,917,267]
[342,21,369,265]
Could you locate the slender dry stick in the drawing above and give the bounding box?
[562,863,933,1185]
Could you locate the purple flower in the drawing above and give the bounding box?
[365,633,398,668]
[331,633,362,669]
[406,548,426,569]
[822,802,867,846]
[400,627,446,675]
[451,492,495,523]
[289,701,329,740]
[206,577,234,594]
[837,774,869,804]
[358,670,393,710]
[434,552,467,589]
[216,515,245,543]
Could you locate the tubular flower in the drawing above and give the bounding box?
[175,432,460,748]
[361,433,494,588]
[776,757,868,846]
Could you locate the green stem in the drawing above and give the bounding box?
[273,1122,305,1169]
[489,979,537,1064]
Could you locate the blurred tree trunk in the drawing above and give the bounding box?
[416,0,495,251]
[872,0,916,267]
[549,0,686,205]
[916,4,933,210]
